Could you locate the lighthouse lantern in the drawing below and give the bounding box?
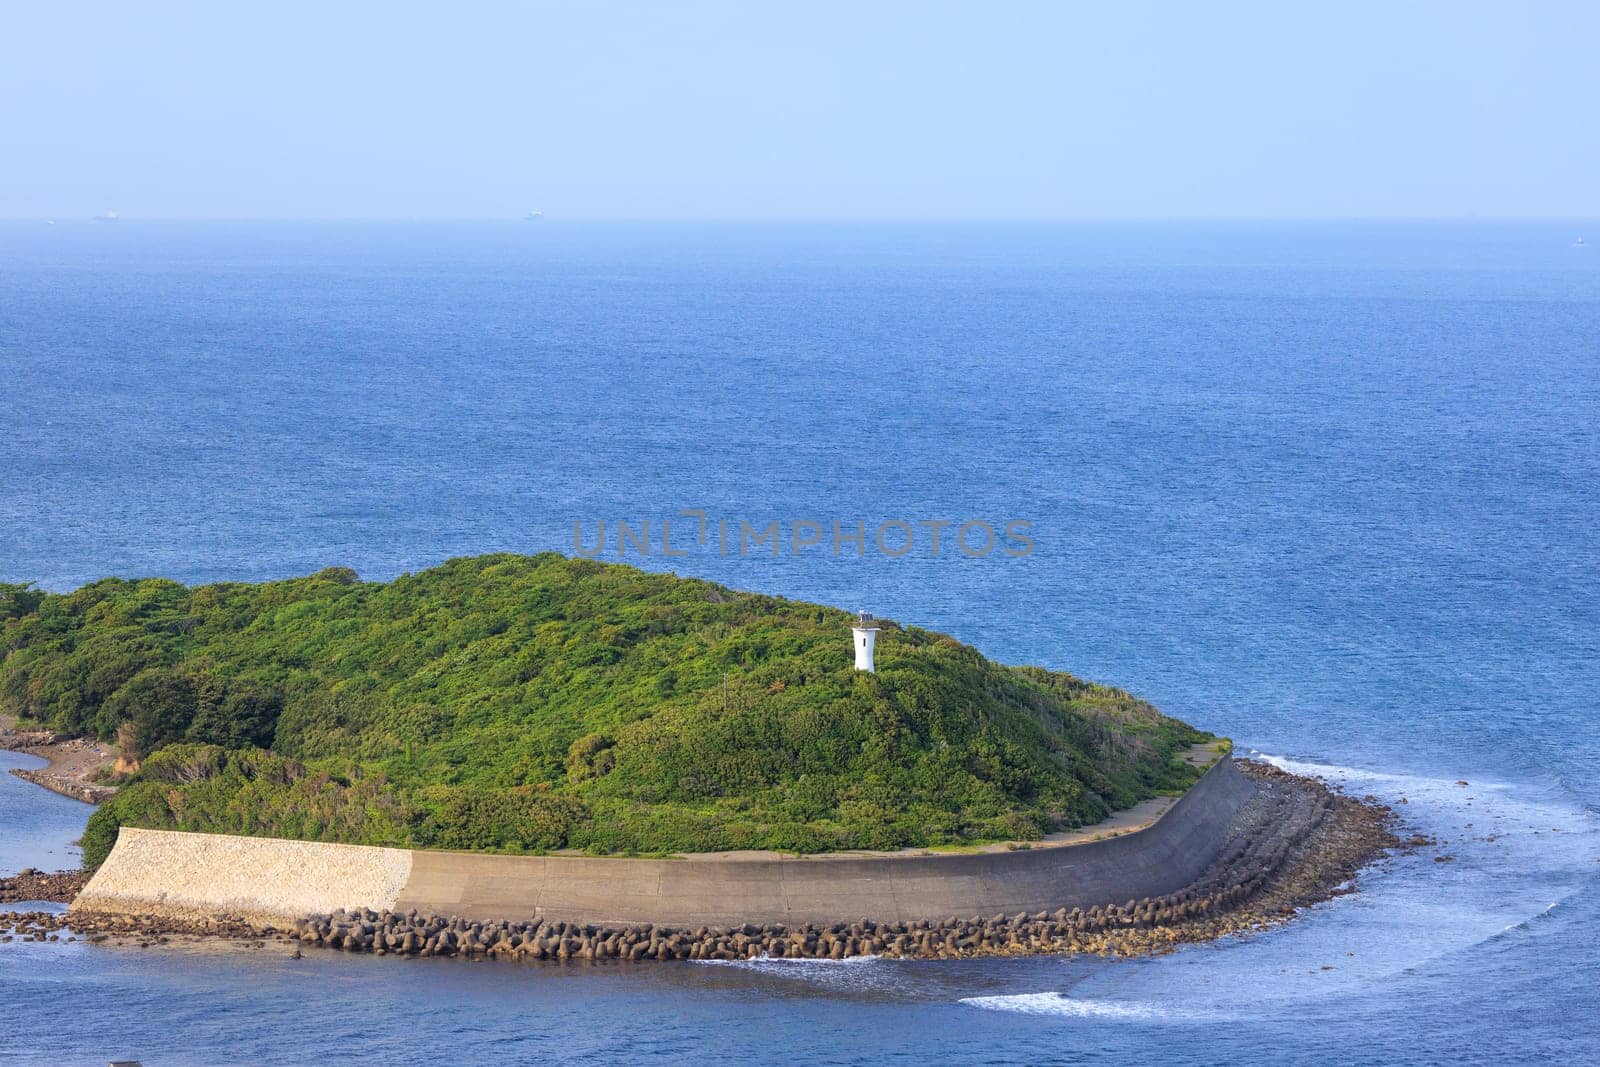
[851,611,879,672]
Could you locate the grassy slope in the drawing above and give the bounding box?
[0,555,1210,866]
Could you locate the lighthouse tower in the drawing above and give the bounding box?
[852,611,879,672]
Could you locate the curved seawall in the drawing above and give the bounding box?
[75,755,1257,928]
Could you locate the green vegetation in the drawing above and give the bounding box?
[0,557,1211,867]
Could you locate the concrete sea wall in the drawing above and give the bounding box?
[74,755,1257,928]
[74,828,414,925]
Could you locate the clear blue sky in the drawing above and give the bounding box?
[5,1,1596,220]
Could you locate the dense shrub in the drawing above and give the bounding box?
[6,554,1213,865]
[412,784,588,852]
[82,746,414,868]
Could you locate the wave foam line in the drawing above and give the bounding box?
[960,992,1172,1020]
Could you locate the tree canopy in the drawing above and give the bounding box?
[0,554,1210,866]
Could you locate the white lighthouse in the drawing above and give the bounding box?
[852,610,879,672]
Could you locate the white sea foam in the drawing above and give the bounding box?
[993,752,1600,1017]
[693,953,881,969]
[959,993,1168,1020]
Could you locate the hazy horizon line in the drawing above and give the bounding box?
[4,214,1597,225]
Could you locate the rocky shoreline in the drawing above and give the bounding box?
[0,722,120,805]
[0,868,89,904]
[4,761,1403,962]
[6,766,117,804]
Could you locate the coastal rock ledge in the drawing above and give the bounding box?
[55,757,1399,959]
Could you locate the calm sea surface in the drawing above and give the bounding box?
[1,222,1596,1065]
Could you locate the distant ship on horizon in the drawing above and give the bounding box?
[91,209,120,222]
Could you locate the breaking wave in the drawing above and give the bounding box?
[959,993,1171,1019]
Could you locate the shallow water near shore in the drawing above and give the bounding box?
[3,755,1593,1064]
[2,221,1598,1064]
[0,751,87,876]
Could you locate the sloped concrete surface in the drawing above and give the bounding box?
[397,754,1256,925]
[73,827,412,925]
[75,756,1256,927]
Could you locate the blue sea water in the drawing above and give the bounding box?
[1,221,1597,1065]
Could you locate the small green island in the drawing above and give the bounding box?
[0,554,1211,868]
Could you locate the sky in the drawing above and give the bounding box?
[3,1,1597,220]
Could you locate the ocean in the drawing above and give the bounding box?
[1,220,1596,1065]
